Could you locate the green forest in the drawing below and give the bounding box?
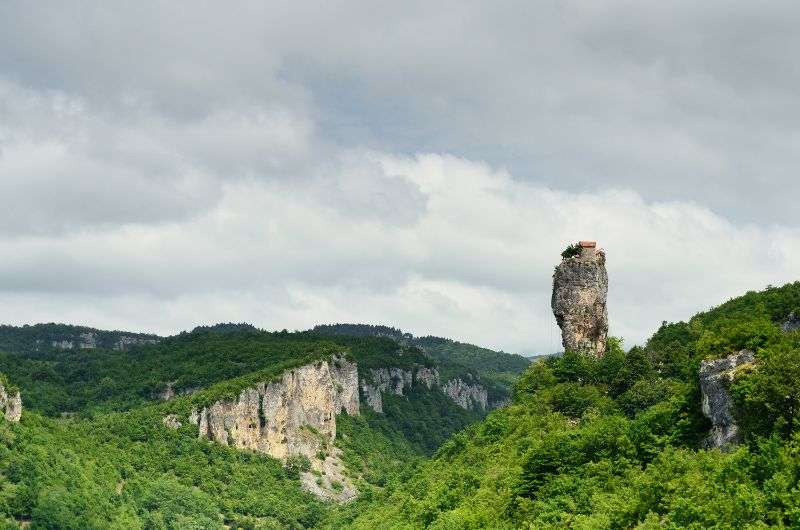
[3,282,800,528]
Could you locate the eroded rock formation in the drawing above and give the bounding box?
[50,330,159,351]
[360,366,438,413]
[0,381,21,422]
[552,241,609,356]
[699,349,755,450]
[782,312,800,333]
[359,365,489,412]
[442,378,488,411]
[190,354,359,502]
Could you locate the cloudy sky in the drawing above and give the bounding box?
[1,1,799,354]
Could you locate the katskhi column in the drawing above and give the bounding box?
[551,241,608,357]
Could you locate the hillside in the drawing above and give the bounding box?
[0,323,501,527]
[322,281,800,528]
[4,282,800,528]
[312,324,532,407]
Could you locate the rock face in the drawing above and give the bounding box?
[699,349,755,450]
[359,365,491,412]
[162,414,182,429]
[360,367,422,413]
[0,382,21,422]
[552,242,609,356]
[782,312,800,333]
[442,378,488,411]
[190,354,359,502]
[44,328,160,351]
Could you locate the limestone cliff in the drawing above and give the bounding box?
[360,365,490,412]
[782,312,800,333]
[0,381,21,422]
[552,241,609,356]
[190,354,359,502]
[699,349,754,450]
[48,329,159,351]
[360,366,436,413]
[442,377,488,411]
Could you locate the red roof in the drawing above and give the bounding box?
[579,241,597,248]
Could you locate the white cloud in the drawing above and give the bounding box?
[1,1,800,353]
[1,153,798,353]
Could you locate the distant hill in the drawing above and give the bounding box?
[0,323,159,353]
[312,323,531,403]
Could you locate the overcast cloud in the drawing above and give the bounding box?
[1,1,799,354]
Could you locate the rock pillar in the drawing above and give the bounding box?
[551,241,609,356]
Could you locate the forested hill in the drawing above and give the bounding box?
[0,323,160,353]
[6,280,800,528]
[0,322,496,527]
[312,323,532,400]
[323,281,800,528]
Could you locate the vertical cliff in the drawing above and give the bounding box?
[0,380,21,422]
[699,349,754,450]
[360,367,426,413]
[359,365,490,412]
[552,241,609,356]
[190,354,359,502]
[442,378,488,411]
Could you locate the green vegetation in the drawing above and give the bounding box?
[0,327,342,416]
[6,282,800,527]
[322,281,800,528]
[0,323,492,527]
[560,243,582,260]
[313,323,531,405]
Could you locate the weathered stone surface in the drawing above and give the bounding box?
[0,382,21,422]
[782,312,800,333]
[552,244,608,356]
[360,365,493,412]
[360,366,447,413]
[699,349,755,450]
[162,414,182,429]
[49,330,160,351]
[79,331,98,349]
[190,354,359,502]
[442,378,488,411]
[415,367,440,389]
[113,336,160,350]
[360,367,415,413]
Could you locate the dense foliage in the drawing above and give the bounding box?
[313,323,531,404]
[5,282,800,528]
[0,324,497,528]
[560,243,582,260]
[0,328,342,416]
[323,282,800,528]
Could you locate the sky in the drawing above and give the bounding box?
[1,1,800,355]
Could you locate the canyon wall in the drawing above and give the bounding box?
[189,354,359,502]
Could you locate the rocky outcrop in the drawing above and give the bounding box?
[113,335,159,350]
[699,349,755,450]
[443,378,488,411]
[190,354,359,502]
[0,382,21,423]
[360,366,444,413]
[48,329,159,351]
[552,242,608,357]
[360,365,493,412]
[782,312,800,333]
[162,414,182,429]
[156,382,200,401]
